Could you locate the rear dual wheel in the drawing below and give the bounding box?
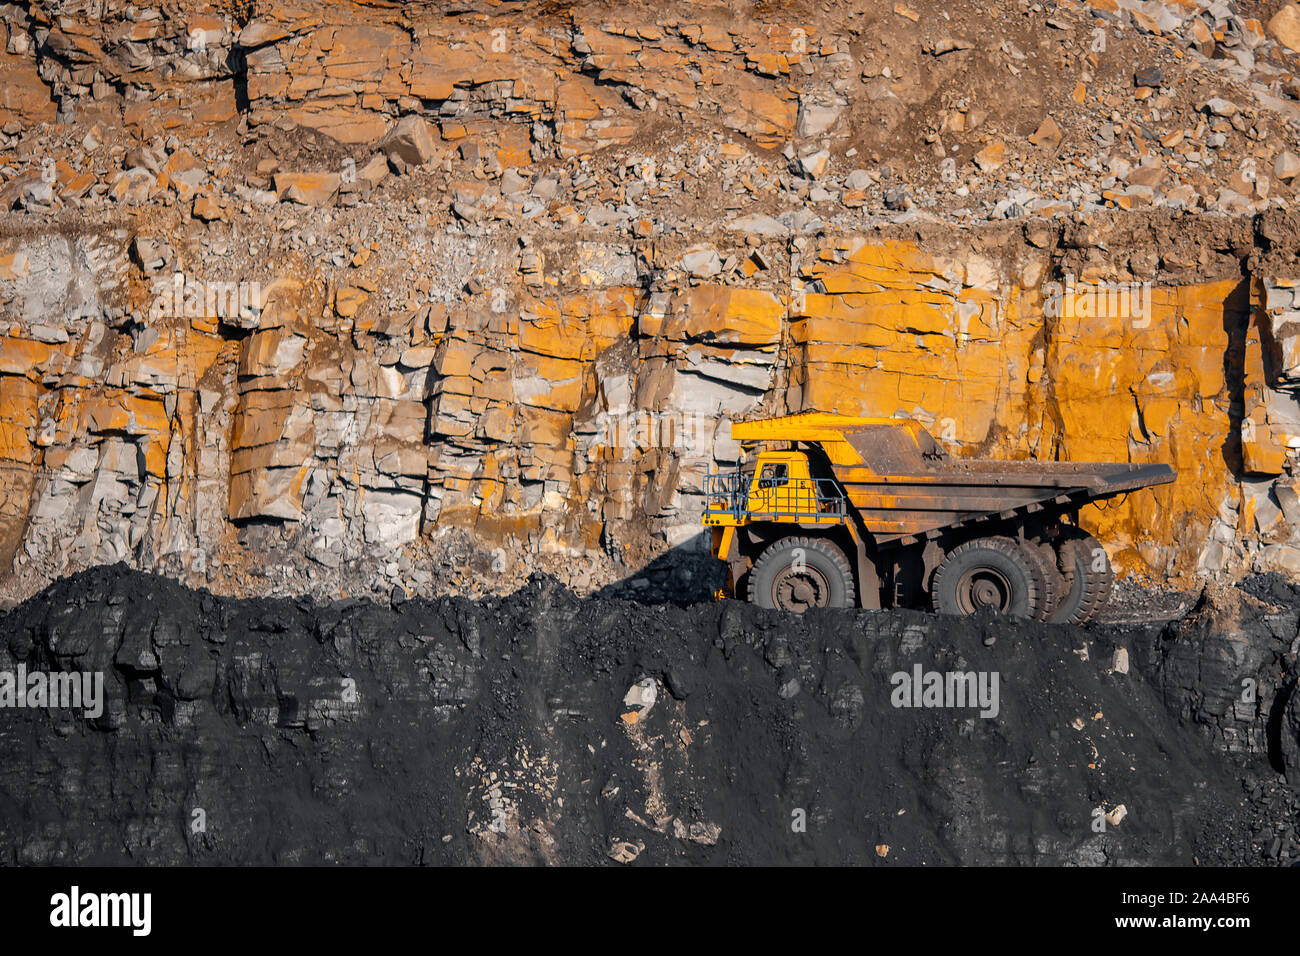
[930,536,1044,619]
[930,532,1112,623]
[1048,530,1113,624]
[1022,541,1064,622]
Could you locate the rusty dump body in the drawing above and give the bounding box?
[703,412,1176,618]
[828,421,1175,546]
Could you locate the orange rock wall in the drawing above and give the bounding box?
[788,239,1275,578]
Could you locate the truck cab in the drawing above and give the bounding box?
[746,451,843,524]
[704,447,856,611]
[704,449,847,529]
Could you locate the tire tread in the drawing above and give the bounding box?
[930,535,1041,619]
[1051,533,1113,624]
[747,536,854,610]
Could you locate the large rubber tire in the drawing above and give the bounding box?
[1048,531,1113,624]
[930,536,1043,619]
[1021,540,1064,622]
[748,536,854,612]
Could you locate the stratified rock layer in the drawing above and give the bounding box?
[5,214,1300,602]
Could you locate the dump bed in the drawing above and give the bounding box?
[729,413,1176,545]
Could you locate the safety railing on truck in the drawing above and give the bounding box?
[703,470,848,521]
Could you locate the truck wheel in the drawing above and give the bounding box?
[1048,532,1112,624]
[930,536,1042,619]
[748,536,854,612]
[1021,540,1064,622]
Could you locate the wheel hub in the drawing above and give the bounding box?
[956,568,1013,614]
[772,567,831,612]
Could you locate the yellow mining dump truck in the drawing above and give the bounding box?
[702,413,1176,622]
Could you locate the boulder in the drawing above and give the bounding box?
[379,116,437,167]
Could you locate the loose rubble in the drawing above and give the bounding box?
[0,564,1295,865]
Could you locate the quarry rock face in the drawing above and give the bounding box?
[3,0,1300,604]
[5,211,1300,606]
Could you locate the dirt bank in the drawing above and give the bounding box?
[0,564,1296,865]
